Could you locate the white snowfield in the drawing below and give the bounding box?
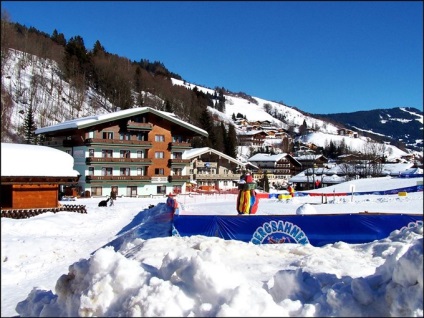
[1,176,423,317]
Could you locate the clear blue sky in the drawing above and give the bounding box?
[2,1,423,114]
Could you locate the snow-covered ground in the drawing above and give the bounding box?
[1,176,423,317]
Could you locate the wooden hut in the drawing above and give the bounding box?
[1,143,80,210]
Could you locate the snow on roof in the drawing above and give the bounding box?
[248,153,288,162]
[294,154,325,160]
[238,130,267,136]
[34,107,208,137]
[183,147,245,166]
[1,143,79,177]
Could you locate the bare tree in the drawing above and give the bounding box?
[360,141,385,177]
[0,86,13,141]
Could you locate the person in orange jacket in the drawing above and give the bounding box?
[287,184,295,198]
[166,193,179,215]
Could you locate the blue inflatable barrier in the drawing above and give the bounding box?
[172,213,423,247]
[298,184,423,197]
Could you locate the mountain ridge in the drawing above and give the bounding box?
[1,48,422,161]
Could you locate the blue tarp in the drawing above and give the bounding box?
[172,213,423,247]
[295,184,423,197]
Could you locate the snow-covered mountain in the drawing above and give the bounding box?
[316,108,423,151]
[171,78,340,135]
[170,79,418,162]
[1,49,421,163]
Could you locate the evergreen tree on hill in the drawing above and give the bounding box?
[23,105,37,144]
[226,123,238,159]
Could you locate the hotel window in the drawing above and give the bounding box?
[137,168,145,176]
[102,149,113,158]
[89,149,94,157]
[88,131,94,138]
[137,150,145,158]
[155,134,165,142]
[102,167,113,176]
[126,186,137,197]
[88,167,94,176]
[120,150,130,158]
[157,186,166,195]
[136,133,146,141]
[120,167,130,176]
[91,187,102,196]
[172,136,182,143]
[173,152,183,159]
[133,116,146,123]
[120,132,130,140]
[155,151,164,159]
[102,132,113,139]
[173,168,182,176]
[154,168,164,175]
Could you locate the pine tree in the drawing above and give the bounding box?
[92,40,105,56]
[226,123,238,158]
[23,105,37,144]
[299,119,308,135]
[165,100,173,113]
[198,107,215,147]
[213,124,225,152]
[51,29,66,46]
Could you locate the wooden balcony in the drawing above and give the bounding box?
[40,140,78,147]
[195,161,218,168]
[168,159,191,166]
[168,175,191,182]
[194,173,241,180]
[127,122,153,131]
[85,175,151,183]
[63,139,79,147]
[84,138,152,147]
[86,157,152,165]
[169,142,192,149]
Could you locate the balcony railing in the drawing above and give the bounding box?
[195,162,218,168]
[168,175,191,182]
[85,176,151,182]
[169,142,191,149]
[84,138,152,147]
[168,159,191,166]
[127,122,153,131]
[194,173,241,180]
[86,157,152,164]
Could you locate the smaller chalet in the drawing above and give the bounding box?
[1,143,80,211]
[247,153,302,184]
[183,147,245,192]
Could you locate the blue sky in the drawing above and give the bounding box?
[2,1,422,114]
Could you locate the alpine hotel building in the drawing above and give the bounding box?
[35,107,214,197]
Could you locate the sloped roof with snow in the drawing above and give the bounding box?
[238,130,268,136]
[248,153,288,162]
[1,143,79,177]
[35,107,208,137]
[183,147,245,166]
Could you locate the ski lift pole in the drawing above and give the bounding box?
[350,184,355,202]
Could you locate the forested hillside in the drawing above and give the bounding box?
[1,16,422,158]
[0,18,239,156]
